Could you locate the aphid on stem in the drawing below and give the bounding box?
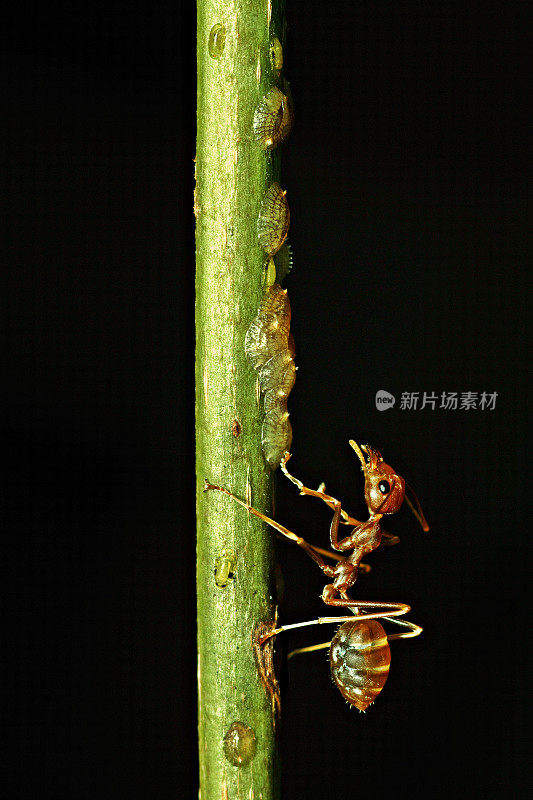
[257,182,290,256]
[270,36,283,76]
[244,283,296,468]
[272,241,293,283]
[253,86,294,150]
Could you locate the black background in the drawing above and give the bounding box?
[4,1,529,798]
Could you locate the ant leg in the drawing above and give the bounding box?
[280,452,362,526]
[315,482,355,528]
[328,500,366,552]
[204,481,336,576]
[320,595,414,623]
[281,454,368,556]
[286,614,422,658]
[256,614,342,645]
[280,455,403,547]
[382,616,423,640]
[259,602,419,644]
[380,531,400,547]
[288,641,332,659]
[298,538,370,573]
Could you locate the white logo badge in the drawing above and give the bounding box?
[375,390,395,410]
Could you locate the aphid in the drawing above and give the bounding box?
[253,86,294,150]
[273,241,293,284]
[270,36,283,75]
[244,282,291,369]
[265,256,277,287]
[262,404,292,468]
[214,549,235,588]
[260,350,296,406]
[204,439,429,709]
[208,23,226,59]
[223,721,257,767]
[257,183,290,256]
[244,283,295,468]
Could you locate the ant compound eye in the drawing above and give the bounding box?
[379,480,390,494]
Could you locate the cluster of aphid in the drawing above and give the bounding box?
[253,37,294,152]
[245,283,295,468]
[247,39,296,470]
[205,36,430,716]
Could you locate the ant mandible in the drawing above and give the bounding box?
[204,439,429,710]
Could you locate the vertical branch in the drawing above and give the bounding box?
[196,1,285,798]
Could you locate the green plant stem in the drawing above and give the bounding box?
[196,1,285,798]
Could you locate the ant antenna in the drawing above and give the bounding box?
[404,483,430,531]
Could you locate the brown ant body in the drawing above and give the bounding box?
[204,439,428,710]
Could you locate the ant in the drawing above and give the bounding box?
[204,439,429,710]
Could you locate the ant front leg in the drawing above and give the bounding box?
[281,452,369,563]
[203,481,337,578]
[280,452,361,527]
[380,531,400,547]
[327,501,376,554]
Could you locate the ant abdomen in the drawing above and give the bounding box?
[330,620,391,711]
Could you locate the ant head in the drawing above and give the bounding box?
[349,440,406,516]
